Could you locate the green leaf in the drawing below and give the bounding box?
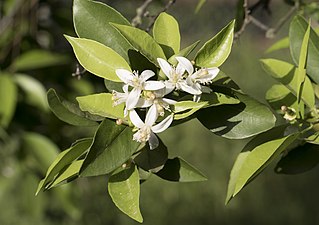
[14,74,49,111]
[234,0,245,32]
[194,20,235,67]
[108,165,143,223]
[168,41,200,65]
[111,23,166,66]
[73,0,132,61]
[153,12,180,58]
[0,74,17,128]
[134,138,168,173]
[226,128,299,203]
[65,35,131,82]
[275,143,319,174]
[260,59,315,109]
[200,92,240,107]
[77,93,124,120]
[265,84,297,110]
[265,37,289,53]
[10,50,69,71]
[80,119,140,177]
[195,0,207,14]
[173,101,208,120]
[36,138,92,194]
[156,157,207,182]
[289,15,319,84]
[47,88,98,126]
[197,90,276,139]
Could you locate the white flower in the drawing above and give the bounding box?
[129,104,173,150]
[115,69,165,110]
[186,67,220,92]
[112,85,130,116]
[157,57,201,95]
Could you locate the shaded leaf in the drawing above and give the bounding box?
[47,88,98,126]
[108,165,143,223]
[265,37,289,53]
[173,101,208,120]
[195,0,207,14]
[65,35,131,82]
[73,0,132,61]
[195,20,235,67]
[80,119,140,177]
[156,157,207,182]
[265,84,297,110]
[168,41,200,65]
[153,12,180,58]
[0,74,17,128]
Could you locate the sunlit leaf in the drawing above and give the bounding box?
[156,157,207,182]
[265,84,297,111]
[65,35,131,82]
[173,101,208,120]
[153,12,180,58]
[195,20,235,67]
[108,165,143,223]
[265,37,289,53]
[73,0,132,61]
[0,74,17,128]
[80,119,140,177]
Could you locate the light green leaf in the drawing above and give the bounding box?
[77,93,124,120]
[0,74,17,128]
[226,127,299,202]
[153,12,180,58]
[289,15,319,84]
[47,88,98,126]
[200,92,240,107]
[108,165,143,223]
[173,101,208,120]
[65,35,131,82]
[156,157,207,182]
[80,119,140,177]
[265,84,297,111]
[197,90,276,139]
[10,50,69,71]
[195,20,235,67]
[111,23,166,66]
[36,138,92,194]
[73,0,132,61]
[260,59,315,109]
[14,74,49,111]
[265,37,289,53]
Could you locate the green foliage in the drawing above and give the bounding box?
[0,74,17,128]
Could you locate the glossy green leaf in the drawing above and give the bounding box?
[73,0,132,61]
[260,59,315,109]
[265,84,297,110]
[14,74,49,111]
[77,93,124,120]
[156,157,207,182]
[153,12,180,58]
[111,23,166,66]
[47,88,98,126]
[168,41,200,65]
[173,101,208,120]
[265,37,289,53]
[289,15,319,84]
[108,165,143,223]
[36,138,92,194]
[10,50,69,71]
[194,20,235,67]
[197,90,276,139]
[226,128,299,203]
[65,35,131,82]
[234,0,245,32]
[134,138,168,173]
[275,143,319,174]
[80,119,140,177]
[200,92,240,107]
[0,74,17,128]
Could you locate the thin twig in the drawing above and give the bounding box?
[131,0,153,27]
[234,0,250,39]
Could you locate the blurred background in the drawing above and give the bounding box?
[1,0,319,224]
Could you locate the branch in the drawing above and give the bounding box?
[131,0,153,27]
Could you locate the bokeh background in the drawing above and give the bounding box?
[1,0,319,224]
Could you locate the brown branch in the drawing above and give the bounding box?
[131,0,153,27]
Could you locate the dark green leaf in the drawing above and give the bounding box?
[108,165,143,223]
[47,88,98,126]
[168,41,200,65]
[0,74,17,128]
[156,157,207,182]
[80,119,140,177]
[73,0,132,61]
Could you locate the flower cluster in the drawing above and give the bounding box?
[112,56,219,149]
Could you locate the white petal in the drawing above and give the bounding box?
[157,58,173,79]
[179,81,202,95]
[148,132,159,150]
[136,98,153,108]
[140,70,155,81]
[151,114,173,133]
[122,84,129,93]
[162,98,177,105]
[164,81,175,94]
[176,56,193,75]
[126,88,141,110]
[129,110,144,128]
[116,69,133,84]
[145,104,158,126]
[144,81,165,90]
